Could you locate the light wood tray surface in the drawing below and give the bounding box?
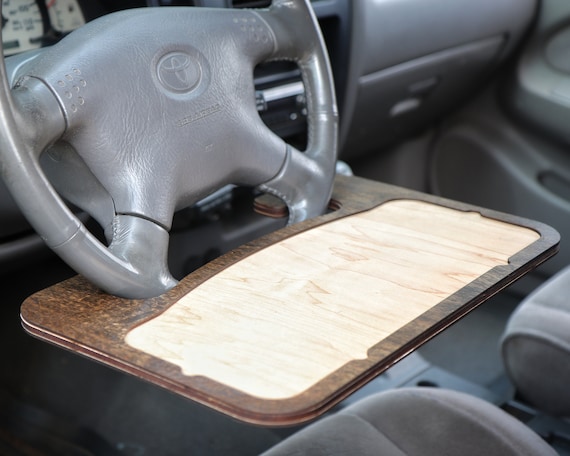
[21,176,559,425]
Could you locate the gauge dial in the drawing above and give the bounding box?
[46,0,84,33]
[2,0,44,55]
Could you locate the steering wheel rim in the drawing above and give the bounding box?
[0,0,338,299]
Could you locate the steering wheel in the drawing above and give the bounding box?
[0,0,338,298]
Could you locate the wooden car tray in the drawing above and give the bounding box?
[20,175,560,426]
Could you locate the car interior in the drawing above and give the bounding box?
[1,0,570,455]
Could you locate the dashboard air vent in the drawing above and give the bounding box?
[232,0,272,8]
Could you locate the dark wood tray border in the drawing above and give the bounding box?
[21,175,560,426]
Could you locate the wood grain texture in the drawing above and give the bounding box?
[20,175,560,425]
[126,200,539,400]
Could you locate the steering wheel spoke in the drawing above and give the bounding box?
[109,215,177,293]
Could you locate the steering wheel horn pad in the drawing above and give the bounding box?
[0,0,338,298]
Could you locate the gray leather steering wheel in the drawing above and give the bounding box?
[0,0,338,298]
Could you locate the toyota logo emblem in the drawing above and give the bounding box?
[157,52,201,94]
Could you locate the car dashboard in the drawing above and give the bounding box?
[3,0,140,56]
[0,0,537,278]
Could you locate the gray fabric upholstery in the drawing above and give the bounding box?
[262,387,555,456]
[502,265,570,417]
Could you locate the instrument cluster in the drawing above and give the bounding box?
[1,0,147,55]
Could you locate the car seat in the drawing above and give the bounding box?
[502,265,570,417]
[261,387,556,455]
